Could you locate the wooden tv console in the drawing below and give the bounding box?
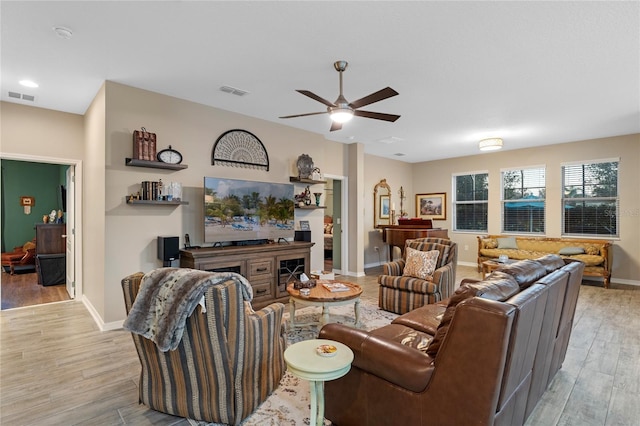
[180,241,314,310]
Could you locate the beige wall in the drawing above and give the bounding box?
[411,133,640,283]
[83,85,107,319]
[0,102,84,159]
[364,153,414,266]
[102,82,351,323]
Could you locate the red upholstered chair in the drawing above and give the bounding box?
[1,239,36,274]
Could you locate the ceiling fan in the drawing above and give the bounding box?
[279,60,400,132]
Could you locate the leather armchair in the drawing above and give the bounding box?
[378,237,457,314]
[1,239,36,274]
[122,270,286,425]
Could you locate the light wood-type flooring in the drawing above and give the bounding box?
[1,265,639,425]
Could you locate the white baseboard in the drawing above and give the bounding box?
[82,295,123,331]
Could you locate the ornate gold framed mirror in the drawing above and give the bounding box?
[374,178,392,228]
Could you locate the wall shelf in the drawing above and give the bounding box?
[126,199,188,206]
[295,205,325,210]
[289,176,326,185]
[125,158,188,170]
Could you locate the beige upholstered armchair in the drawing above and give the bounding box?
[122,269,285,425]
[378,237,457,314]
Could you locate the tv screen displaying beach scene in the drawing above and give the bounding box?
[204,177,295,244]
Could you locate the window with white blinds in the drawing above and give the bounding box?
[501,166,546,234]
[453,172,488,231]
[562,159,619,237]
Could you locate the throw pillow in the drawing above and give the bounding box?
[558,246,585,255]
[484,239,498,249]
[497,237,518,249]
[402,248,439,280]
[585,245,600,255]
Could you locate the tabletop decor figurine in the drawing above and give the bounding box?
[296,154,314,179]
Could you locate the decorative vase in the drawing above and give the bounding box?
[314,192,322,206]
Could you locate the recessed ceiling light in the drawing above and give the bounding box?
[53,26,73,39]
[19,80,38,88]
[220,85,249,96]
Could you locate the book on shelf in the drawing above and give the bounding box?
[322,282,350,292]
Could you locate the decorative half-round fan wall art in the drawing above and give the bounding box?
[212,129,269,171]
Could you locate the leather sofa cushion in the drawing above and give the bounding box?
[426,271,519,357]
[495,259,548,289]
[392,304,446,335]
[534,254,566,273]
[370,324,433,352]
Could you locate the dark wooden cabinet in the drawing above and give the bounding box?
[35,224,66,285]
[35,224,66,254]
[180,242,314,309]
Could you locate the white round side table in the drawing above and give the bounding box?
[284,339,354,426]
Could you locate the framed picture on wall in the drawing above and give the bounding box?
[416,192,446,220]
[379,195,390,219]
[299,220,310,231]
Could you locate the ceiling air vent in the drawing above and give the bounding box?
[8,91,35,101]
[220,85,249,96]
[394,153,406,157]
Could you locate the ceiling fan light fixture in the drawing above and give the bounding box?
[479,138,504,151]
[330,108,354,123]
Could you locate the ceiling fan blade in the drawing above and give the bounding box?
[296,90,336,108]
[349,87,399,109]
[330,121,343,132]
[279,111,328,119]
[353,110,401,122]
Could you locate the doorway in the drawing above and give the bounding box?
[324,175,346,275]
[0,156,79,310]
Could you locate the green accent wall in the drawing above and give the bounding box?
[1,160,68,251]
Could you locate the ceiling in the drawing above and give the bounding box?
[2,1,638,163]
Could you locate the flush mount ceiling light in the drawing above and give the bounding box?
[479,138,504,151]
[53,26,73,39]
[19,80,38,88]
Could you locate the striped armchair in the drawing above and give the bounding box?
[122,271,286,425]
[378,238,457,314]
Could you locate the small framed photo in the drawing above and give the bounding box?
[416,192,447,220]
[299,220,310,231]
[379,195,390,219]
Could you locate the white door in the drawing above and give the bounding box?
[65,166,75,298]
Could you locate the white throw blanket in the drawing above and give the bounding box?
[123,268,253,351]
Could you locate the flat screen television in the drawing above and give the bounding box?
[204,177,295,244]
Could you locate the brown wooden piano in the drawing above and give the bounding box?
[380,218,448,261]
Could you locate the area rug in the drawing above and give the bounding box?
[189,299,398,426]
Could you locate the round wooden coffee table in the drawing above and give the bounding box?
[286,280,363,328]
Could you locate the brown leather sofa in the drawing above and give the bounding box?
[319,255,585,426]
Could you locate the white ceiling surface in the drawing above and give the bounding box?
[2,1,638,163]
